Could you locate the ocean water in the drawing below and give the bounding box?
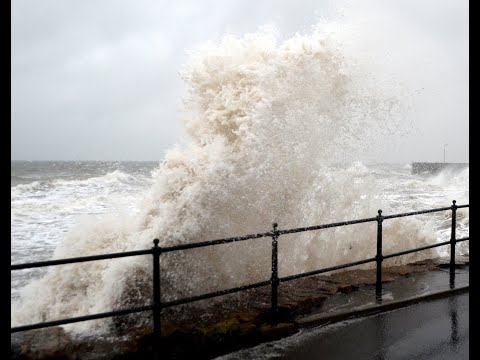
[11,26,469,334]
[11,161,469,328]
[11,161,159,301]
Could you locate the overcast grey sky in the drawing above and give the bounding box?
[11,0,468,162]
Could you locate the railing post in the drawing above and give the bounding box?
[376,210,383,302]
[152,239,162,358]
[271,223,279,314]
[450,200,457,289]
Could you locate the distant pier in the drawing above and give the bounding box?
[411,162,468,175]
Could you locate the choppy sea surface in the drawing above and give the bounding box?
[11,161,158,300]
[11,160,468,303]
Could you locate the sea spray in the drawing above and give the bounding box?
[12,27,439,333]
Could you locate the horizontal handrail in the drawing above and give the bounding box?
[11,305,153,333]
[383,240,451,259]
[382,207,452,219]
[11,249,153,270]
[280,257,377,283]
[162,280,272,308]
[161,232,272,253]
[11,204,468,270]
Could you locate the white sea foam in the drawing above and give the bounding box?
[11,25,467,334]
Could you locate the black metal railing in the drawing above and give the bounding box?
[11,200,469,348]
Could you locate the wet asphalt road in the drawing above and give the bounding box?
[218,292,469,360]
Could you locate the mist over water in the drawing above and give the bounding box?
[11,23,468,334]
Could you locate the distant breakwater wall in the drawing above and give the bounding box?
[411,162,468,175]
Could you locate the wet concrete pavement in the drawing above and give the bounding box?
[217,275,469,359]
[279,292,468,360]
[217,264,469,360]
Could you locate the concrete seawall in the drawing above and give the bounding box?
[411,162,468,175]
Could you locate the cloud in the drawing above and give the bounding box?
[11,0,468,162]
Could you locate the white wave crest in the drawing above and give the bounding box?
[12,26,441,333]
